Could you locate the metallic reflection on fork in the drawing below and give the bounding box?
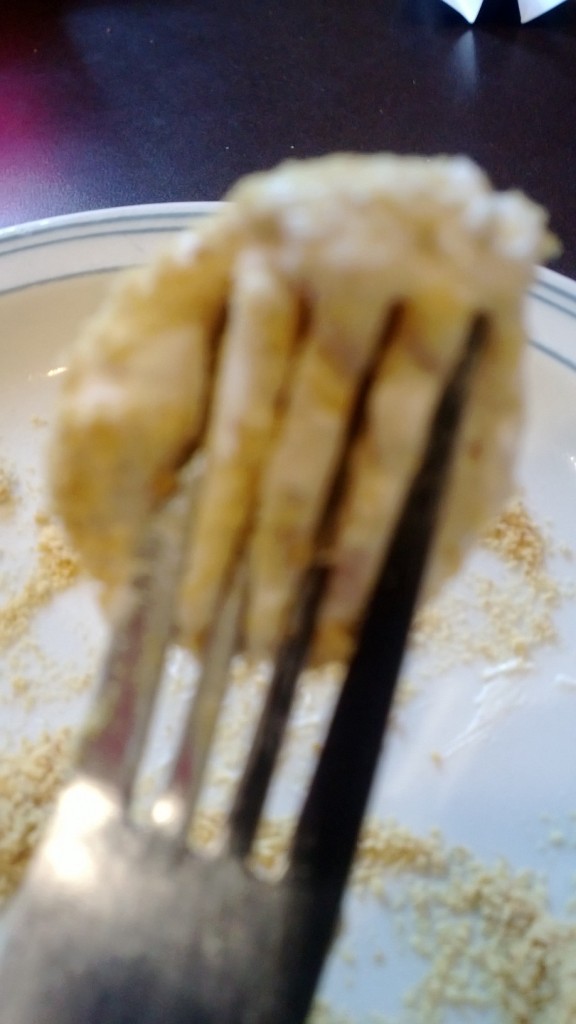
[0,317,485,1024]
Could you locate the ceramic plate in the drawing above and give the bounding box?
[1,205,576,1022]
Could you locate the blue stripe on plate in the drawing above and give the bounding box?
[529,338,576,376]
[1,210,575,318]
[528,289,576,322]
[532,277,576,308]
[0,210,574,381]
[0,209,203,251]
[0,266,122,297]
[0,220,203,260]
[2,274,574,386]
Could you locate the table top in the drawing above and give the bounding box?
[2,0,576,278]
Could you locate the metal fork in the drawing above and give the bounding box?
[0,317,484,1024]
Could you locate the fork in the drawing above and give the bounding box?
[0,317,484,1024]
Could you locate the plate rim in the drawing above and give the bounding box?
[0,202,222,246]
[0,203,570,282]
[0,202,574,333]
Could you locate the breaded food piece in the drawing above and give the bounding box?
[50,154,554,663]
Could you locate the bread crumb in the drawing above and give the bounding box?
[0,520,80,650]
[0,729,73,899]
[482,497,546,576]
[412,499,570,673]
[0,464,15,507]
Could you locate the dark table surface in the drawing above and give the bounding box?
[2,0,575,277]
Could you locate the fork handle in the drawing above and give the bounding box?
[0,841,332,1024]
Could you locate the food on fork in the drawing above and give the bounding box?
[50,154,554,663]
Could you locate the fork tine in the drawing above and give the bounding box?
[227,561,327,859]
[227,306,403,860]
[151,558,247,841]
[290,316,486,881]
[78,455,203,804]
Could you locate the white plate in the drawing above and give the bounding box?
[1,205,576,1022]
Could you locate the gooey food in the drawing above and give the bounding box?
[50,154,554,663]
